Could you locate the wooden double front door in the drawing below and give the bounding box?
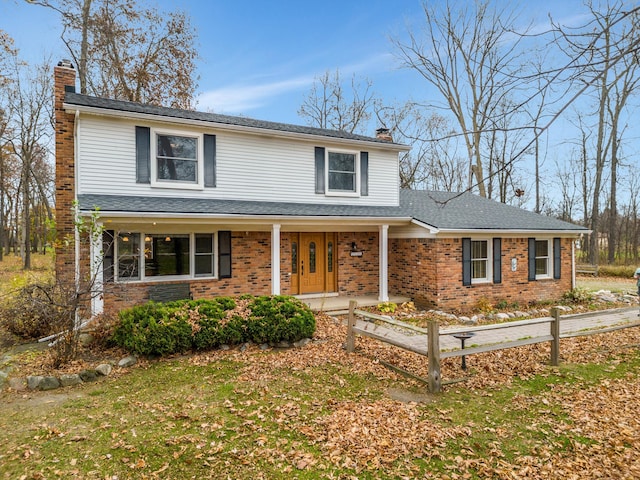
[290,233,337,295]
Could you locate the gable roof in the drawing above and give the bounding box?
[63,92,408,150]
[77,190,587,234]
[401,190,586,232]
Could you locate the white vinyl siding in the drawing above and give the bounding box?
[76,116,400,206]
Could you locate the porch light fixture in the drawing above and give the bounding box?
[122,236,129,242]
[144,236,151,242]
[350,241,363,257]
[165,236,171,242]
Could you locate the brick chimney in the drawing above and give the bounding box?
[54,60,77,284]
[375,127,393,142]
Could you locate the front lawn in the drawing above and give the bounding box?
[1,313,640,479]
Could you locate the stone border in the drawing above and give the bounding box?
[2,355,138,392]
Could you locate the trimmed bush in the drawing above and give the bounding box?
[111,302,193,356]
[111,295,315,356]
[245,295,316,344]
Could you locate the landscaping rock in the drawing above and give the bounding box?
[79,369,99,382]
[60,373,82,387]
[8,377,25,391]
[259,343,271,350]
[96,363,112,376]
[272,341,291,349]
[0,370,8,386]
[40,376,61,391]
[27,375,44,390]
[78,333,95,347]
[118,355,137,368]
[496,313,510,320]
[294,338,311,348]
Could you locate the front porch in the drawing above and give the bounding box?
[298,294,411,314]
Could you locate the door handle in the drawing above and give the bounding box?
[301,260,304,276]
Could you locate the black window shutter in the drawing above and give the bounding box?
[462,238,472,286]
[204,134,216,187]
[360,151,369,196]
[528,237,536,281]
[218,231,232,278]
[493,238,502,284]
[135,126,150,184]
[553,237,561,279]
[315,147,325,194]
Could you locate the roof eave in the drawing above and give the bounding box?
[81,209,412,226]
[64,102,411,152]
[434,228,589,236]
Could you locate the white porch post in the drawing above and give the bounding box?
[271,224,281,295]
[379,224,389,302]
[90,224,104,316]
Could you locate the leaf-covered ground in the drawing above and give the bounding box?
[1,310,640,479]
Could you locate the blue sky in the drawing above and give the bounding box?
[1,0,591,128]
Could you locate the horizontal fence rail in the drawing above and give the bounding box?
[345,300,639,393]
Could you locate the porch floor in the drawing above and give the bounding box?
[297,294,411,314]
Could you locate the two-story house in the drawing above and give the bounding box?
[54,61,587,316]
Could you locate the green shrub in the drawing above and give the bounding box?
[377,302,397,313]
[111,302,192,356]
[246,295,315,344]
[111,295,315,356]
[562,287,594,303]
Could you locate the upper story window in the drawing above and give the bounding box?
[315,146,368,197]
[156,134,198,183]
[136,126,216,190]
[327,151,358,193]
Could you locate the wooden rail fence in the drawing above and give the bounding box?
[345,300,640,393]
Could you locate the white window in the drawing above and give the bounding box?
[151,130,203,189]
[471,239,491,283]
[535,239,550,278]
[326,150,359,195]
[115,232,215,281]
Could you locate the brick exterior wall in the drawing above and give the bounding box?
[54,64,78,286]
[389,236,574,312]
[337,232,379,296]
[103,232,273,312]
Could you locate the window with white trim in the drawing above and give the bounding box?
[535,239,550,278]
[471,240,490,282]
[150,130,203,189]
[327,150,359,194]
[115,232,215,281]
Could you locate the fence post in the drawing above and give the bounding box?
[427,320,441,393]
[346,300,357,353]
[550,307,560,366]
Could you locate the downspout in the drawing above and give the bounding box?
[74,110,81,326]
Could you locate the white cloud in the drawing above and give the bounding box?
[196,53,396,115]
[197,75,313,115]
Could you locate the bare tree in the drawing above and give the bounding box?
[377,102,465,191]
[553,1,640,264]
[392,0,527,197]
[4,58,53,269]
[27,0,199,109]
[298,69,375,134]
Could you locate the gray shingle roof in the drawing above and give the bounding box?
[78,190,586,233]
[401,190,586,231]
[64,92,402,146]
[78,194,409,218]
